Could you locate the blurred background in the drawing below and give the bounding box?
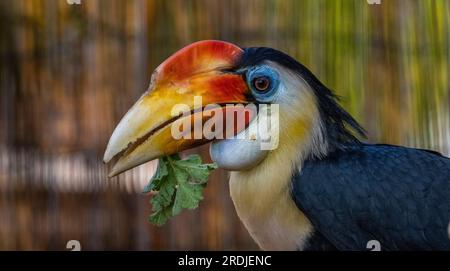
[0,0,449,250]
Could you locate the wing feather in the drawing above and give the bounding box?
[292,144,450,250]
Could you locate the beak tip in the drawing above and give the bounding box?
[107,170,118,178]
[107,164,124,178]
[103,149,113,164]
[103,147,120,177]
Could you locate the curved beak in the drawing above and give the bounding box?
[103,40,250,177]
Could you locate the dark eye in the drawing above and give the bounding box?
[252,76,271,92]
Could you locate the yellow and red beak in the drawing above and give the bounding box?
[103,40,251,177]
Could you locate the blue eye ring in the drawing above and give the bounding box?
[246,65,280,102]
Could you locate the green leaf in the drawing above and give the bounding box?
[150,173,175,210]
[173,155,217,183]
[172,183,204,216]
[143,154,217,226]
[143,158,168,193]
[149,205,173,226]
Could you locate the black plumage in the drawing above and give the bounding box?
[292,144,450,250]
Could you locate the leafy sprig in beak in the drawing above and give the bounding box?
[144,154,217,226]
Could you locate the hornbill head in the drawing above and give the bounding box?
[104,40,364,177]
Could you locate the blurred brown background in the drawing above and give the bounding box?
[0,0,449,250]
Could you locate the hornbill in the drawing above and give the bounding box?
[104,40,450,251]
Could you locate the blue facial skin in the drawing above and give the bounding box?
[245,65,280,103]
